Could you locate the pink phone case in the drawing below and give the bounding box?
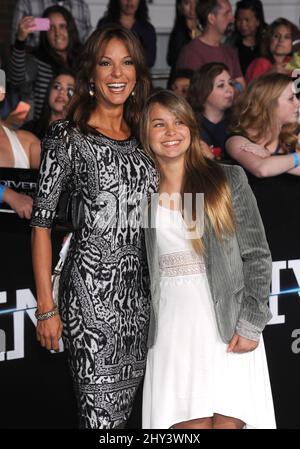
[33,18,50,31]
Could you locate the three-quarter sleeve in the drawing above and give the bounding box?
[30,121,72,228]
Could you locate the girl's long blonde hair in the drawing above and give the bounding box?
[140,90,235,254]
[230,73,299,152]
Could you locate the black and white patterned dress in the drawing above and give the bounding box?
[31,121,159,428]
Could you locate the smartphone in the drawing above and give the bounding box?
[33,18,50,32]
[13,101,31,119]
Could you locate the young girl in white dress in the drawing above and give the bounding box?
[139,90,276,429]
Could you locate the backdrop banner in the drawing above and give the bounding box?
[0,171,299,429]
[249,173,300,429]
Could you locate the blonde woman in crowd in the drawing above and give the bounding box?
[226,73,300,177]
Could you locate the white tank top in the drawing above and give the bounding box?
[2,125,30,168]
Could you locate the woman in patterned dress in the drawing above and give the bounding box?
[31,25,158,429]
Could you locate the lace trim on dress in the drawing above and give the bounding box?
[159,250,206,277]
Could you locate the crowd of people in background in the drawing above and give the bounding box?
[1,0,300,167]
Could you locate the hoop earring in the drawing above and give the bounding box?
[89,82,95,97]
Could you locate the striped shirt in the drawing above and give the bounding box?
[11,0,92,46]
[8,43,55,119]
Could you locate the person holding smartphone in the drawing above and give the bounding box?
[10,0,92,47]
[8,5,82,120]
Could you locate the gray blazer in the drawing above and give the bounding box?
[144,164,272,348]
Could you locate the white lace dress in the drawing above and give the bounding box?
[142,205,276,429]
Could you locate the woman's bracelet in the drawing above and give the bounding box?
[35,305,59,321]
[292,152,299,168]
[0,184,7,204]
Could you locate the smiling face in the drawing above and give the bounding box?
[46,12,69,52]
[276,82,300,126]
[148,103,191,163]
[93,37,136,109]
[205,70,234,113]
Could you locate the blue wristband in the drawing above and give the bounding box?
[0,184,7,203]
[292,152,299,168]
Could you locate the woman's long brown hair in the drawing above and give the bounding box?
[67,25,151,136]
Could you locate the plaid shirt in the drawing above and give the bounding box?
[11,0,92,45]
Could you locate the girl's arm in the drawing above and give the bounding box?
[226,136,300,177]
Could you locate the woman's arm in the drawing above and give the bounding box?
[29,140,41,169]
[7,41,27,87]
[17,129,41,169]
[226,136,300,177]
[7,17,36,86]
[32,227,62,352]
[30,121,72,350]
[3,187,33,219]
